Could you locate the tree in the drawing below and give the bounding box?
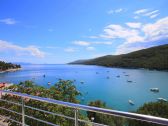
[129,101,168,126]
[0,80,87,126]
[87,100,124,126]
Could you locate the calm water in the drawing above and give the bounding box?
[0,64,168,112]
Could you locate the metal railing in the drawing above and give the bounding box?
[0,90,168,126]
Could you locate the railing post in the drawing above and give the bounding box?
[21,97,25,126]
[74,108,78,126]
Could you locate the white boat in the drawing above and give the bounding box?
[128,100,135,105]
[150,88,159,92]
[157,98,167,102]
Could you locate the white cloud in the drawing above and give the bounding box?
[0,18,17,25]
[0,40,45,58]
[86,46,95,51]
[144,10,159,16]
[142,16,168,41]
[89,16,168,55]
[126,22,142,28]
[73,40,113,46]
[107,8,124,14]
[134,9,149,14]
[64,47,76,52]
[73,41,90,46]
[115,17,168,54]
[134,9,159,19]
[150,13,159,19]
[99,24,144,43]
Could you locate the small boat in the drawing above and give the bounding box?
[128,100,135,105]
[116,75,120,78]
[157,98,167,102]
[96,72,99,74]
[106,76,110,79]
[48,82,51,85]
[150,88,159,92]
[80,81,84,84]
[127,80,133,83]
[125,75,129,76]
[43,74,46,78]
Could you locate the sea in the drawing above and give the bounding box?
[0,64,168,112]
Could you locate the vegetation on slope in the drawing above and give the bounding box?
[87,100,168,126]
[129,101,168,126]
[0,80,87,126]
[70,44,168,70]
[0,61,21,71]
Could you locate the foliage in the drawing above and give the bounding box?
[0,61,21,71]
[129,101,168,126]
[0,80,88,126]
[87,100,125,126]
[70,44,168,70]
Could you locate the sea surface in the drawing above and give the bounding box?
[0,64,168,112]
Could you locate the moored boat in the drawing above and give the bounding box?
[128,100,135,105]
[157,98,167,102]
[150,88,159,92]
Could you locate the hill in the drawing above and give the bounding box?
[69,44,168,70]
[0,61,21,71]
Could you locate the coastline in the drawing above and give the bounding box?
[69,63,168,72]
[0,68,21,73]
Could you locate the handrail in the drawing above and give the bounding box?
[0,90,168,126]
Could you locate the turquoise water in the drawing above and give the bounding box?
[0,64,168,112]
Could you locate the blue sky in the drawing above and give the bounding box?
[0,0,168,64]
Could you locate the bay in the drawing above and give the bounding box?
[0,64,168,112]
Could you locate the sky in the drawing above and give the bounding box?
[0,0,168,64]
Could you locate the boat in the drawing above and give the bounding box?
[48,82,51,85]
[80,81,84,84]
[96,72,99,74]
[106,76,110,79]
[125,75,129,76]
[43,74,46,78]
[150,88,159,92]
[128,100,135,105]
[157,98,167,102]
[127,80,133,83]
[116,75,120,78]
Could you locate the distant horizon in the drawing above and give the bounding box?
[0,0,168,64]
[2,43,168,64]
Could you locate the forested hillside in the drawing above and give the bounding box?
[70,44,168,70]
[0,61,21,71]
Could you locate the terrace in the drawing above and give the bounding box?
[0,90,168,126]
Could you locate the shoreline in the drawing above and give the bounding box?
[0,68,21,73]
[69,64,168,72]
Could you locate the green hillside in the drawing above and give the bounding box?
[70,44,168,70]
[0,61,21,71]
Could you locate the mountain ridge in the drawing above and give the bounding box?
[69,44,168,70]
